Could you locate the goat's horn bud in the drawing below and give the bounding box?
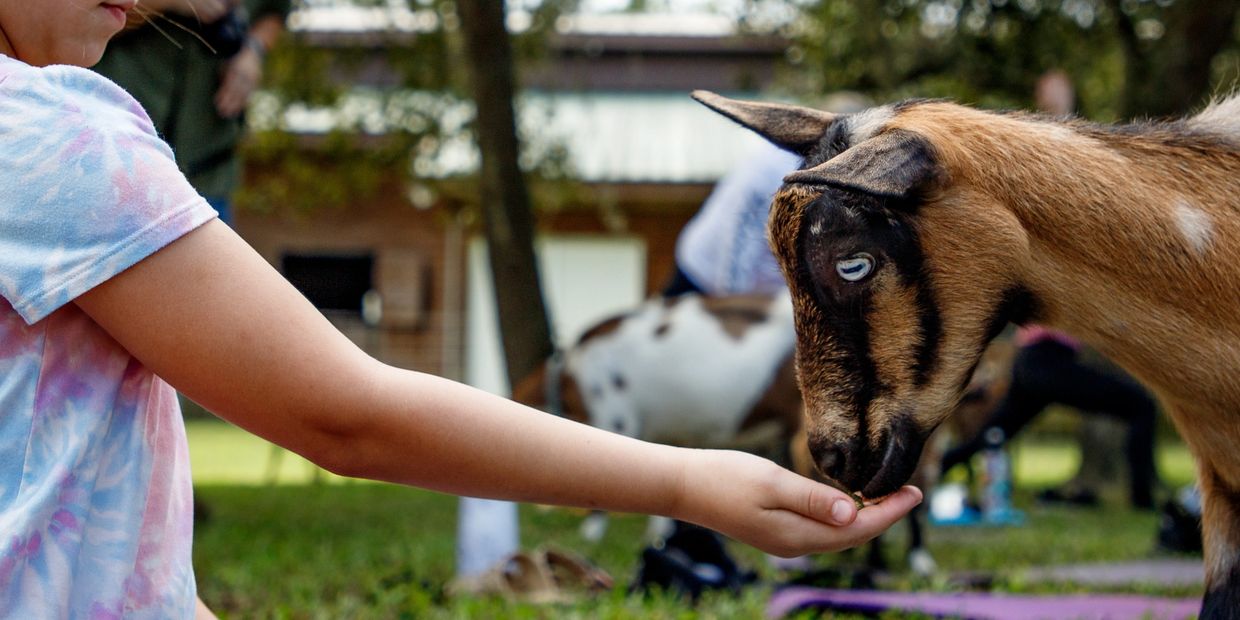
[691,90,839,155]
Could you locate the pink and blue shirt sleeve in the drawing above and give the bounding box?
[0,55,217,618]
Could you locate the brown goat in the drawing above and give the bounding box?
[693,91,1240,617]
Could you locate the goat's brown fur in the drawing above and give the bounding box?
[694,90,1240,615]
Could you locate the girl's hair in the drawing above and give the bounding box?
[122,7,217,53]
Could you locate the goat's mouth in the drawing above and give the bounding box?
[811,414,928,500]
[858,432,926,499]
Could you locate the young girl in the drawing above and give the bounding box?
[0,2,922,617]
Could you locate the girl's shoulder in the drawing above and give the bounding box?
[0,55,150,129]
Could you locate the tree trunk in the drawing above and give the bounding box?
[457,0,554,386]
[1110,0,1240,119]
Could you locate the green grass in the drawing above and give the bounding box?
[187,421,1203,618]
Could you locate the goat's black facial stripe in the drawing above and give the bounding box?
[912,284,942,386]
[798,189,943,420]
[880,207,941,387]
[799,197,882,430]
[850,202,943,391]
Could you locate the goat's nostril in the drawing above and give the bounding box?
[814,446,846,480]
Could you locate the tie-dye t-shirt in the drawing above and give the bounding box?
[0,55,217,618]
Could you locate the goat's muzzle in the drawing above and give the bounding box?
[807,413,927,499]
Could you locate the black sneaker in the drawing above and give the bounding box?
[631,523,756,600]
[1156,499,1203,554]
[1036,487,1099,507]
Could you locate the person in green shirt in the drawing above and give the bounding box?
[94,0,289,225]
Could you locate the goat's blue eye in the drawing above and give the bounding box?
[835,253,875,282]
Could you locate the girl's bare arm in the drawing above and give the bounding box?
[75,220,920,556]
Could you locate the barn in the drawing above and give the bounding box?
[235,8,792,394]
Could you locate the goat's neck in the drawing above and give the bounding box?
[1011,133,1235,409]
[953,120,1240,408]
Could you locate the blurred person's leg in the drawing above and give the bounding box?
[940,340,1072,473]
[1047,360,1158,509]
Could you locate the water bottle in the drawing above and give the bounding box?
[980,427,1014,522]
[455,497,520,578]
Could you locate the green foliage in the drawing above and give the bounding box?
[785,0,1240,120]
[239,0,575,216]
[237,128,418,215]
[786,0,1107,114]
[512,0,580,63]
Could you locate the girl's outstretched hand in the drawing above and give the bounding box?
[670,449,922,557]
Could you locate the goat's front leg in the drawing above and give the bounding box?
[1199,460,1240,619]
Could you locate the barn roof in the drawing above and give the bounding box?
[266,2,797,184]
[256,90,779,185]
[288,1,790,38]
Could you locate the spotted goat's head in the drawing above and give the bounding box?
[693,91,1037,499]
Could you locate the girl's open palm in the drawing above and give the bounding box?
[676,450,922,557]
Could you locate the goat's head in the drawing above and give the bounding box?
[694,91,1037,498]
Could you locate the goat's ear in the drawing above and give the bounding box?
[783,129,937,199]
[692,90,839,155]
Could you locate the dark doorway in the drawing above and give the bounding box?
[281,253,375,314]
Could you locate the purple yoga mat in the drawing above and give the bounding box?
[766,586,1201,619]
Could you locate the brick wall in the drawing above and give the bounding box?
[235,177,708,379]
